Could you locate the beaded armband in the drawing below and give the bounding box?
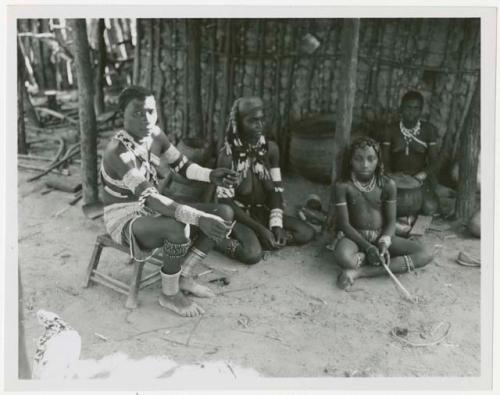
[270,167,285,193]
[269,208,284,229]
[186,163,212,183]
[174,205,205,226]
[216,185,235,198]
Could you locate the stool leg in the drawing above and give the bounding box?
[125,260,145,309]
[84,240,104,288]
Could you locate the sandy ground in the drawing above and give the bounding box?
[17,168,481,379]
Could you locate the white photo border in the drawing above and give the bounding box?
[2,3,497,393]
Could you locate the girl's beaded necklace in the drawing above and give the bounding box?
[351,172,376,193]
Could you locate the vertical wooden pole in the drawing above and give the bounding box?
[218,19,233,150]
[17,42,28,155]
[153,19,166,131]
[280,24,298,171]
[256,20,265,98]
[30,19,46,91]
[132,19,142,85]
[331,18,360,183]
[68,19,99,205]
[17,30,37,90]
[41,19,57,90]
[325,19,359,232]
[186,19,203,139]
[94,18,106,116]
[144,20,154,89]
[272,22,284,142]
[206,21,217,145]
[17,36,41,128]
[304,21,317,113]
[182,20,189,140]
[456,83,480,222]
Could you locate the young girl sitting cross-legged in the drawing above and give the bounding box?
[332,137,432,290]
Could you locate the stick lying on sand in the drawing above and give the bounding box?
[391,321,451,347]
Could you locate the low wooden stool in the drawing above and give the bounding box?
[84,234,163,309]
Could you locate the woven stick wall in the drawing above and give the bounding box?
[136,18,480,164]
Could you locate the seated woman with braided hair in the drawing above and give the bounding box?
[214,96,314,264]
[332,137,432,289]
[101,86,238,317]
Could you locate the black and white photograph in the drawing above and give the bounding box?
[2,2,497,393]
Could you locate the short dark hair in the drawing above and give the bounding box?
[401,90,424,107]
[117,85,154,111]
[341,136,384,185]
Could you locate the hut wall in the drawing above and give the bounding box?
[137,18,480,153]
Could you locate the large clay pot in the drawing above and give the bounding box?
[391,173,423,217]
[165,138,212,201]
[289,114,336,184]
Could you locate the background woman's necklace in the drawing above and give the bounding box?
[399,120,421,156]
[351,172,376,193]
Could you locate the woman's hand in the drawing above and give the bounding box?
[209,168,239,187]
[272,227,287,247]
[257,226,278,250]
[378,243,390,265]
[198,215,233,243]
[365,245,384,266]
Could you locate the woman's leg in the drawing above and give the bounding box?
[343,236,432,284]
[216,222,263,264]
[332,237,364,289]
[283,215,315,245]
[176,203,234,297]
[387,235,433,271]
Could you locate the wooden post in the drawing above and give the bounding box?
[325,19,360,232]
[331,19,360,183]
[153,19,166,131]
[256,20,265,98]
[132,19,142,85]
[186,19,203,139]
[17,42,28,155]
[41,19,57,90]
[17,32,37,91]
[93,18,106,116]
[218,20,233,150]
[272,22,284,142]
[68,19,99,205]
[144,20,153,89]
[456,83,480,222]
[30,19,46,91]
[206,21,217,146]
[17,36,41,129]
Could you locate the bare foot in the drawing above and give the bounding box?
[180,276,215,298]
[158,291,204,317]
[337,269,357,290]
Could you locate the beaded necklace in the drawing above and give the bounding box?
[351,172,376,193]
[399,120,423,156]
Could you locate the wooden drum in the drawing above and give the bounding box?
[391,173,423,217]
